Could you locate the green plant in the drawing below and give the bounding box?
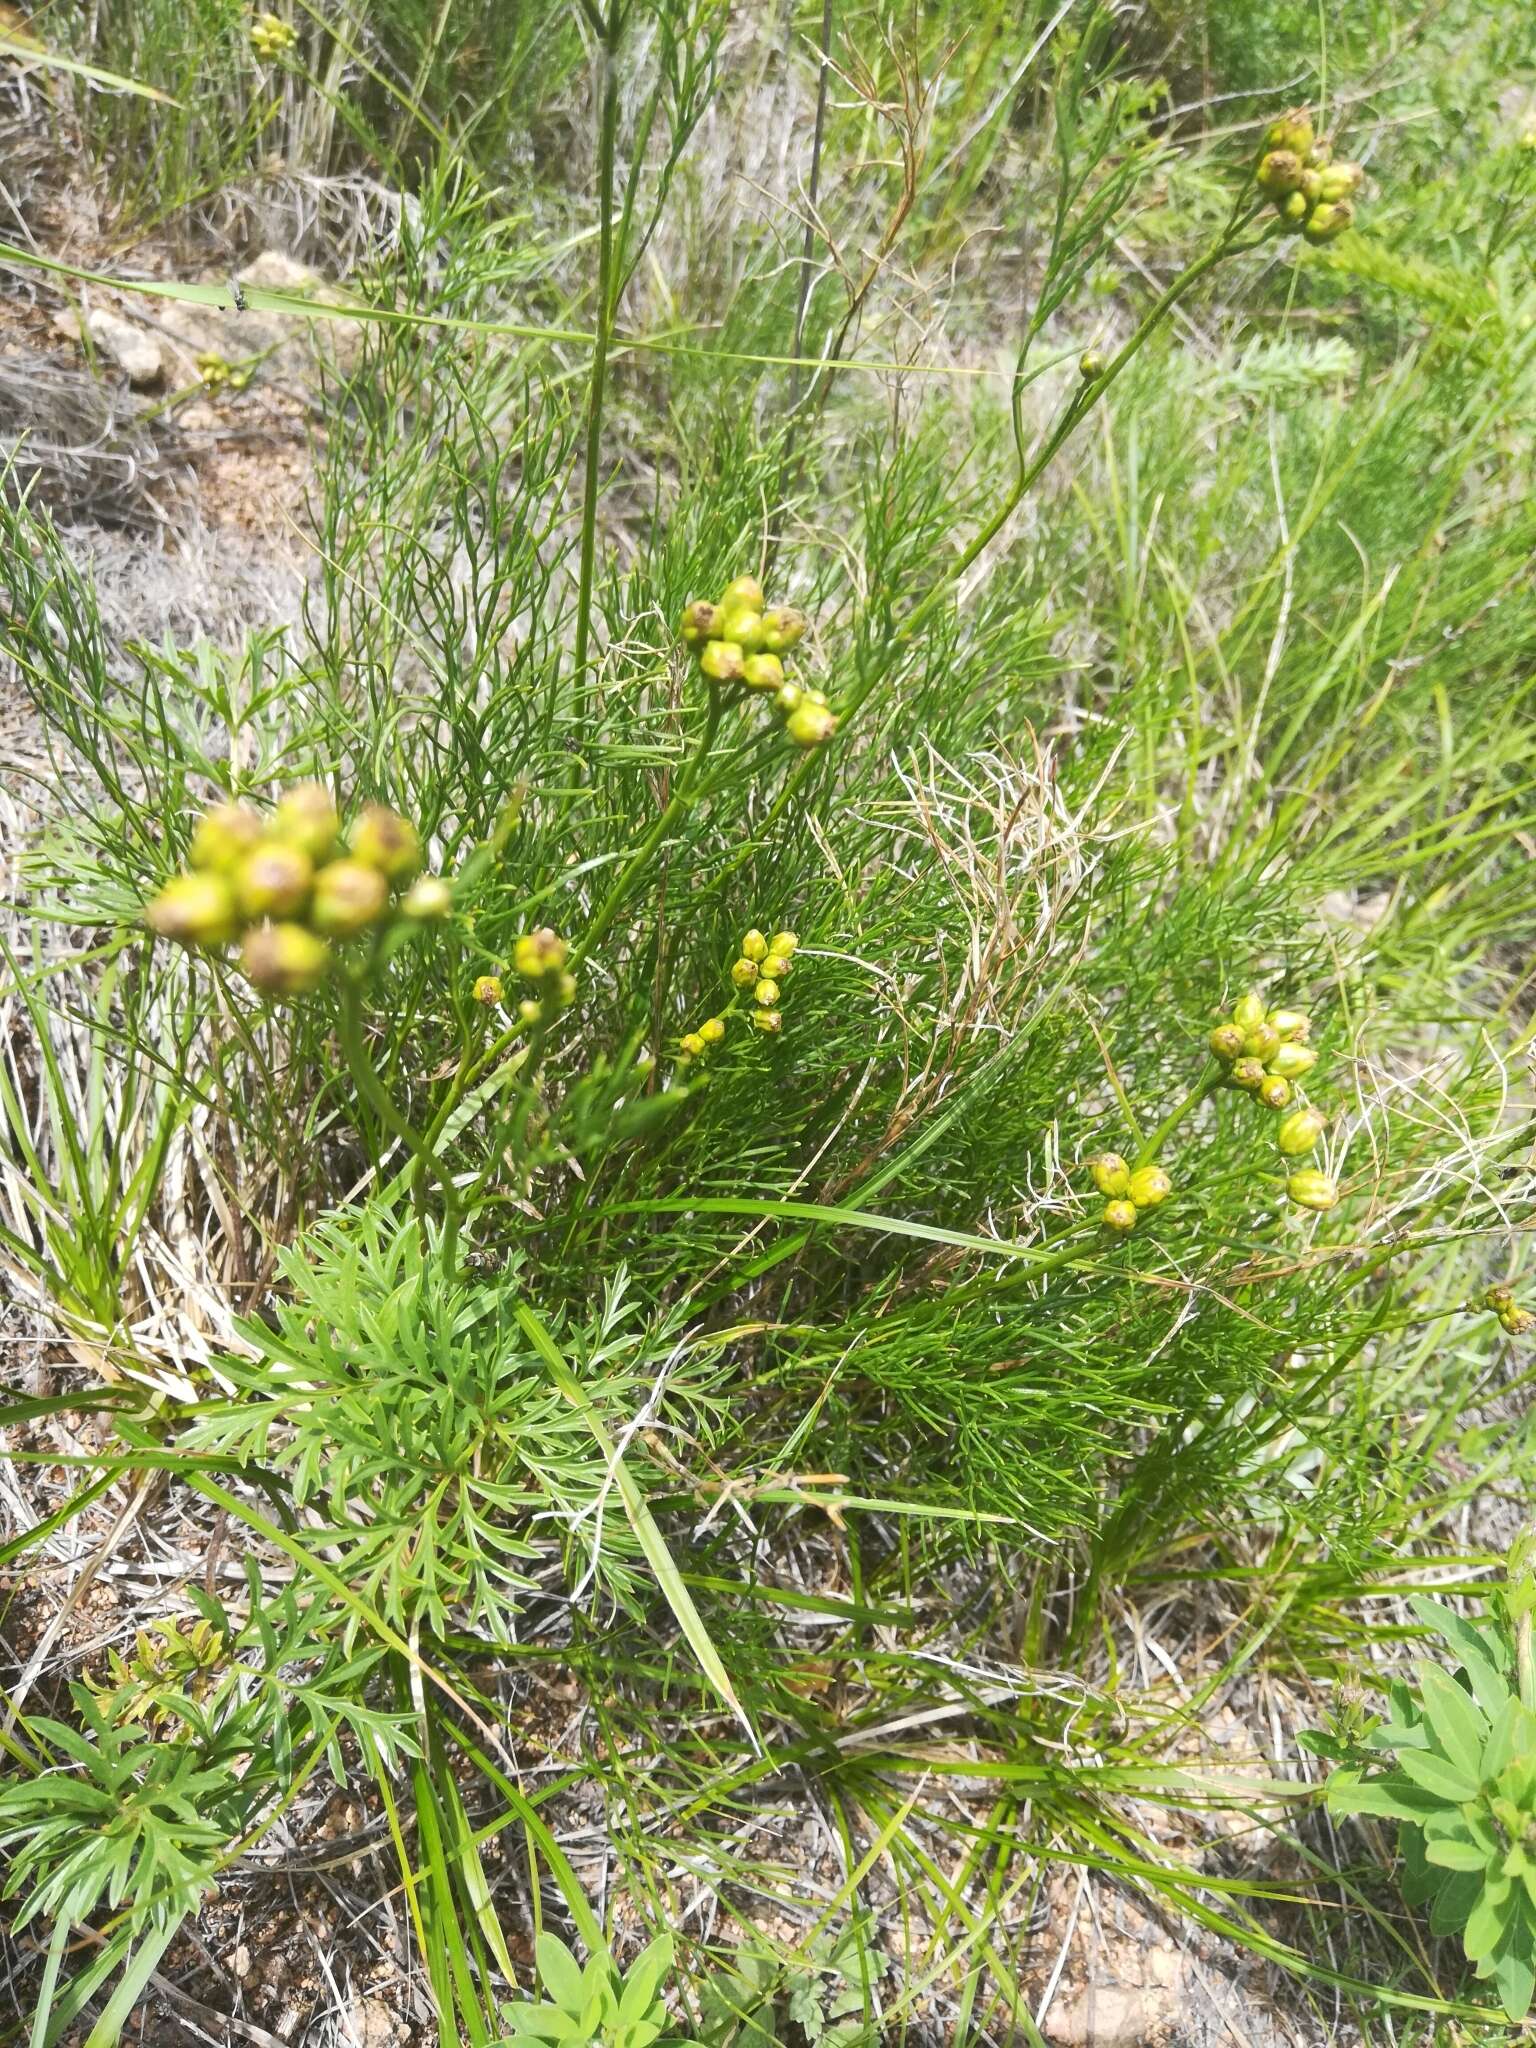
[1325,1577,1536,2020]
[0,1566,414,2042]
[8,3,1536,2042]
[500,1932,683,2048]
[173,1207,716,1635]
[697,1915,885,2048]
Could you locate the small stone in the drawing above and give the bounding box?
[86,309,164,388]
[237,251,325,297]
[1044,1985,1175,2047]
[347,1999,397,2048]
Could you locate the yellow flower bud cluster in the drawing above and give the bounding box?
[1210,989,1338,1212]
[195,350,251,395]
[1484,1286,1536,1339]
[1255,108,1365,244]
[511,927,576,1028]
[678,574,837,748]
[250,10,297,58]
[1089,1152,1172,1234]
[144,785,450,1002]
[681,925,800,1060]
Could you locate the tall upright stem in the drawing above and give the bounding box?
[571,3,624,763]
[697,217,1273,906]
[573,681,725,968]
[1134,1062,1223,1169]
[339,977,460,1261]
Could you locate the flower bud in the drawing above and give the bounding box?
[236,841,313,920]
[250,11,297,55]
[1484,1285,1514,1314]
[1299,167,1324,203]
[1278,191,1309,229]
[1090,1153,1131,1197]
[401,875,452,921]
[1231,1056,1266,1091]
[679,599,719,647]
[1079,349,1104,379]
[770,931,799,957]
[518,998,542,1025]
[145,872,240,947]
[774,681,803,714]
[241,921,330,997]
[719,604,768,652]
[699,1016,726,1045]
[699,638,746,684]
[1268,1041,1317,1080]
[752,1008,782,1034]
[1232,991,1267,1034]
[730,956,760,988]
[556,970,577,1006]
[1128,1165,1171,1209]
[1243,1022,1281,1062]
[1267,1008,1309,1042]
[1258,1073,1292,1110]
[1318,163,1362,202]
[190,802,263,873]
[786,700,838,747]
[1304,135,1332,168]
[311,858,389,937]
[1256,148,1304,196]
[272,782,339,863]
[680,1032,706,1057]
[1101,1199,1138,1233]
[1263,108,1315,158]
[760,607,806,655]
[1286,1169,1339,1212]
[1302,200,1353,243]
[1502,1305,1536,1336]
[1277,1107,1326,1156]
[349,804,421,883]
[719,574,765,612]
[473,974,504,1006]
[754,979,781,1007]
[741,930,768,961]
[742,652,785,693]
[513,927,568,979]
[762,953,791,980]
[1209,1023,1245,1062]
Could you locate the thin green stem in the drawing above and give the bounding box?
[1135,1061,1223,1169]
[894,216,1274,661]
[338,977,460,1255]
[571,2,624,762]
[697,217,1274,905]
[573,681,726,967]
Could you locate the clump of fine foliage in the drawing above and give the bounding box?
[3,2,1536,2043]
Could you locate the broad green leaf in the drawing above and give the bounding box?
[535,1935,586,2016]
[1429,1867,1482,1938]
[618,1935,672,2023]
[1327,1769,1444,1824]
[1492,1911,1536,2022]
[1417,1666,1490,1781]
[1423,1834,1493,1872]
[1409,1599,1510,1719]
[1398,1748,1480,1804]
[1482,1696,1525,1781]
[1463,1879,1514,1963]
